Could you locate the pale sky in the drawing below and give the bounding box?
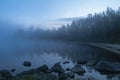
[0,0,120,29]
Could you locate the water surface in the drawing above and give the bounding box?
[0,41,120,80]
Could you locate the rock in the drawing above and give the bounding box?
[23,61,31,67]
[71,66,85,75]
[95,60,120,73]
[58,72,67,80]
[0,70,13,80]
[29,69,37,74]
[66,68,70,71]
[67,72,75,78]
[15,73,59,80]
[16,69,36,77]
[63,61,70,64]
[51,62,65,73]
[37,64,49,73]
[11,69,16,72]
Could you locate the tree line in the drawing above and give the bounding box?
[15,7,120,43]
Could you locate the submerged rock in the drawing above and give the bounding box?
[95,60,120,73]
[23,61,31,67]
[51,62,65,73]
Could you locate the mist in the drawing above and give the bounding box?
[0,5,120,80]
[0,21,20,41]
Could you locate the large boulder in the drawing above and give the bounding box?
[37,64,49,73]
[95,60,120,73]
[0,70,13,80]
[23,61,31,67]
[51,62,65,73]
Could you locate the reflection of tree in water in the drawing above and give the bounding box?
[12,41,120,63]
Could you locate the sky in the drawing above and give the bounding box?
[0,0,120,29]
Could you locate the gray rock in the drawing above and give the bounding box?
[71,67,85,75]
[37,64,49,73]
[67,72,75,78]
[51,62,65,73]
[23,61,31,67]
[95,60,120,73]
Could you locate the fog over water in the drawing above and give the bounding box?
[0,0,120,80]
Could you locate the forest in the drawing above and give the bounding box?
[15,7,120,43]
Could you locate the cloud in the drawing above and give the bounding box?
[57,17,80,22]
[34,20,72,30]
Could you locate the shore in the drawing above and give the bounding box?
[86,43,120,56]
[0,59,120,80]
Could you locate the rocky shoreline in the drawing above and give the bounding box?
[0,60,120,80]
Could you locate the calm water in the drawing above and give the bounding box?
[0,40,120,80]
